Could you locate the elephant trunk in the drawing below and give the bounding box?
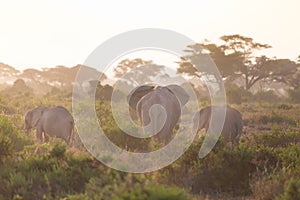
[23,123,31,134]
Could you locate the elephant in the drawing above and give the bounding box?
[127,85,189,144]
[24,106,74,144]
[193,106,243,148]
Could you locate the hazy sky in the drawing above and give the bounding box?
[0,0,299,71]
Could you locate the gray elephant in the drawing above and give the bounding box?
[127,85,189,144]
[193,106,243,148]
[24,106,74,144]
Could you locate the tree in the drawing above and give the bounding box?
[266,59,298,87]
[178,35,297,91]
[3,79,33,95]
[20,68,42,82]
[178,42,242,84]
[113,58,167,86]
[42,65,76,87]
[114,58,153,78]
[39,65,106,88]
[0,62,19,77]
[283,57,300,90]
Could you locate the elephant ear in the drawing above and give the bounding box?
[127,85,155,110]
[166,85,189,106]
[31,106,47,127]
[25,111,33,126]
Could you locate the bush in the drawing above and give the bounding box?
[166,137,255,195]
[278,144,300,169]
[0,115,32,153]
[191,145,255,194]
[277,104,293,110]
[253,90,281,103]
[95,100,150,151]
[49,142,66,159]
[288,88,300,103]
[257,113,297,127]
[226,84,252,104]
[252,146,280,172]
[279,178,300,200]
[0,135,12,162]
[250,175,283,200]
[0,145,101,200]
[252,130,300,148]
[68,172,191,200]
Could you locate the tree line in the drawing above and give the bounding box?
[1,34,299,96]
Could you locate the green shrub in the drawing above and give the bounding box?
[278,144,300,169]
[49,142,66,159]
[253,145,280,172]
[0,115,32,153]
[257,113,297,126]
[95,100,150,151]
[277,104,293,110]
[253,130,300,148]
[69,172,191,200]
[191,145,255,194]
[279,178,300,200]
[8,171,32,199]
[143,185,189,200]
[0,135,12,162]
[0,145,101,200]
[167,137,255,194]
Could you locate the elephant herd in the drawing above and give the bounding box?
[24,84,243,148]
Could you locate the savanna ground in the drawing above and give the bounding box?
[0,83,300,200]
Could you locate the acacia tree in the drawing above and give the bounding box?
[178,42,242,86]
[178,35,297,91]
[113,58,167,86]
[282,56,300,89]
[114,58,153,78]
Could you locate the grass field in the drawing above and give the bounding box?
[0,88,300,200]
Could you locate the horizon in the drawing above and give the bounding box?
[0,0,299,72]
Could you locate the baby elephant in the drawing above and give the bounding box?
[193,106,243,148]
[24,106,74,144]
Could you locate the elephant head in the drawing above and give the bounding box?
[24,106,47,134]
[127,84,189,143]
[127,84,189,110]
[127,85,156,110]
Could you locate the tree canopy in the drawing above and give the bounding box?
[113,58,167,86]
[177,34,298,91]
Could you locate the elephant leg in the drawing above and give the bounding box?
[65,136,70,146]
[36,127,43,143]
[230,132,235,150]
[231,140,235,150]
[44,133,50,143]
[230,134,239,150]
[233,135,240,148]
[68,133,73,146]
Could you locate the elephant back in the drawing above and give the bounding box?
[42,107,73,126]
